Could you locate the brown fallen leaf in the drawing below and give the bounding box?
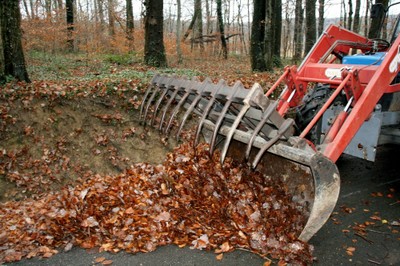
[102,259,113,265]
[95,257,106,263]
[346,246,356,256]
[216,253,223,261]
[42,252,53,258]
[263,261,272,266]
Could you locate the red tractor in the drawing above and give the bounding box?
[141,3,400,242]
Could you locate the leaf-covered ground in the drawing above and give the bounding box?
[2,53,398,266]
[0,55,313,265]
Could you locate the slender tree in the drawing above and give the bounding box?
[66,0,74,51]
[364,0,371,36]
[126,0,134,50]
[353,0,361,33]
[347,0,353,30]
[144,0,167,67]
[98,0,106,30]
[250,0,267,71]
[265,0,273,70]
[368,0,389,39]
[271,0,282,67]
[108,0,115,37]
[194,0,204,51]
[182,8,199,41]
[216,0,227,59]
[318,0,324,35]
[176,0,183,63]
[0,0,30,82]
[305,0,317,54]
[293,0,304,63]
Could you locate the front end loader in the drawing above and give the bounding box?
[140,4,400,242]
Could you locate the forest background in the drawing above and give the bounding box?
[1,0,399,83]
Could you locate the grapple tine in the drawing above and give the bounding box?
[245,101,279,160]
[164,91,190,134]
[175,77,211,140]
[177,93,203,140]
[209,81,244,155]
[140,84,154,120]
[209,98,233,155]
[159,88,180,131]
[252,118,294,168]
[194,80,227,146]
[143,86,161,124]
[151,88,170,126]
[164,77,200,134]
[140,74,161,119]
[220,104,250,163]
[219,83,265,163]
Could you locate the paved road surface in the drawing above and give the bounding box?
[9,145,400,265]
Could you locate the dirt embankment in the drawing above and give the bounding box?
[0,90,179,201]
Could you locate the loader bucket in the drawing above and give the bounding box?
[140,74,340,242]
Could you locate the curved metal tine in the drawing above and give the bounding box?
[209,81,243,155]
[194,80,227,146]
[163,78,200,134]
[176,78,212,140]
[140,74,161,120]
[251,118,294,169]
[245,101,279,160]
[143,86,161,125]
[164,90,190,134]
[220,104,250,163]
[159,86,180,131]
[219,83,264,163]
[151,86,170,126]
[140,84,154,120]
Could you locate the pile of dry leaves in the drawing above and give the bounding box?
[0,141,312,264]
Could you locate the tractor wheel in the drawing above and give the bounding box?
[295,84,346,145]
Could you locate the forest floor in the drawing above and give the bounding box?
[0,52,399,265]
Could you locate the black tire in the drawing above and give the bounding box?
[295,84,346,145]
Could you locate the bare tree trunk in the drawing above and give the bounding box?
[29,0,36,19]
[108,0,115,37]
[368,0,389,38]
[126,0,134,50]
[205,0,211,34]
[272,0,281,66]
[144,0,167,67]
[347,0,353,30]
[194,0,204,52]
[353,0,361,33]
[216,0,227,59]
[0,0,30,82]
[22,0,31,20]
[176,0,183,63]
[318,0,324,35]
[341,0,347,29]
[282,0,291,58]
[250,0,267,71]
[265,0,273,70]
[66,0,74,51]
[237,0,247,55]
[45,0,52,18]
[98,0,105,30]
[305,0,316,54]
[364,0,370,36]
[293,0,304,63]
[182,9,199,42]
[0,13,3,81]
